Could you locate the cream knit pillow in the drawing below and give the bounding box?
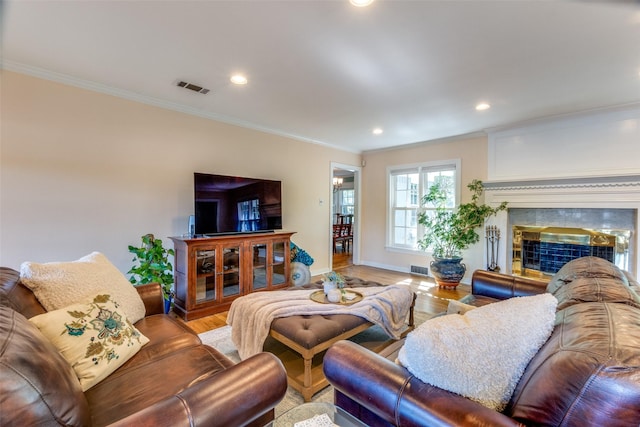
[20,252,146,323]
[398,293,557,411]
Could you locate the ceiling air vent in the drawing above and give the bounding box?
[176,80,210,94]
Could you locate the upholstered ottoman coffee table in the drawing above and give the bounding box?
[266,278,416,401]
[228,277,415,402]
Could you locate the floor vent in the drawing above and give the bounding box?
[410,265,429,276]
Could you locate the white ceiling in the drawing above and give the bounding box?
[3,0,640,153]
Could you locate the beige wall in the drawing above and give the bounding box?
[1,71,360,275]
[360,135,489,283]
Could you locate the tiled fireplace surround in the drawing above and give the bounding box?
[483,175,640,278]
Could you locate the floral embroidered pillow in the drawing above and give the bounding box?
[29,294,149,391]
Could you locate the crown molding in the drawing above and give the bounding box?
[483,174,640,192]
[1,60,362,154]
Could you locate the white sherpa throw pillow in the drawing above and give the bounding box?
[20,252,146,323]
[398,293,557,411]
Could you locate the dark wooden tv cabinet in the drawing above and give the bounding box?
[169,231,295,320]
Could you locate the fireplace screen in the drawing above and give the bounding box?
[512,226,630,277]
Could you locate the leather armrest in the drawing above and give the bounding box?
[107,352,288,427]
[135,283,165,316]
[324,341,522,427]
[471,270,547,300]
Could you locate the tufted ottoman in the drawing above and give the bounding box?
[269,278,415,401]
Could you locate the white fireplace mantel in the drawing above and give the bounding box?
[484,175,640,209]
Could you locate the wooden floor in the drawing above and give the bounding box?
[332,251,353,269]
[178,257,470,334]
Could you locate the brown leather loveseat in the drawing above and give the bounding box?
[0,267,288,426]
[324,257,640,426]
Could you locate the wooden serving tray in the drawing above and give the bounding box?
[309,290,363,305]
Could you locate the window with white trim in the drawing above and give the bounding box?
[388,160,460,251]
[339,189,355,215]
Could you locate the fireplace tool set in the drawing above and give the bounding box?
[486,225,500,271]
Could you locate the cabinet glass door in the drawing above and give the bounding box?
[271,241,287,287]
[252,243,268,290]
[195,249,216,303]
[222,246,241,298]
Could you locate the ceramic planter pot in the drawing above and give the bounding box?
[323,281,337,295]
[430,256,466,289]
[164,294,173,314]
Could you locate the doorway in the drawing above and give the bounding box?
[331,163,360,269]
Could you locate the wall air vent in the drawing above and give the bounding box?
[410,265,429,276]
[176,80,210,94]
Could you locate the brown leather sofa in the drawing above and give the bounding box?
[0,267,288,427]
[324,257,640,426]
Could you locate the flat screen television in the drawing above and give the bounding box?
[194,172,282,236]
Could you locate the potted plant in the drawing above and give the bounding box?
[418,178,507,288]
[322,271,345,293]
[128,233,175,313]
[322,271,346,303]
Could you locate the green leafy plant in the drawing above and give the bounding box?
[418,178,507,259]
[127,234,175,301]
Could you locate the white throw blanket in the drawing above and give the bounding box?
[227,285,414,360]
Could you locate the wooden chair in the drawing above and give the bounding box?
[335,214,354,225]
[333,224,353,253]
[333,224,344,253]
[340,223,353,253]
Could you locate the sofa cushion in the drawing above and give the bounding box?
[0,306,91,426]
[29,294,149,391]
[507,302,640,425]
[547,256,629,293]
[551,276,640,311]
[85,344,232,426]
[20,251,146,323]
[398,293,557,411]
[121,314,213,370]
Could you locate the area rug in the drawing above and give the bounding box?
[199,325,333,417]
[198,309,433,417]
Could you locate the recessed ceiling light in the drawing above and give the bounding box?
[475,102,491,111]
[350,0,374,7]
[372,128,383,135]
[230,74,248,85]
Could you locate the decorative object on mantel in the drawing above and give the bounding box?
[418,179,507,289]
[486,225,501,271]
[127,233,175,313]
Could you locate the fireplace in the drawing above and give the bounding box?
[512,224,631,278]
[483,176,640,278]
